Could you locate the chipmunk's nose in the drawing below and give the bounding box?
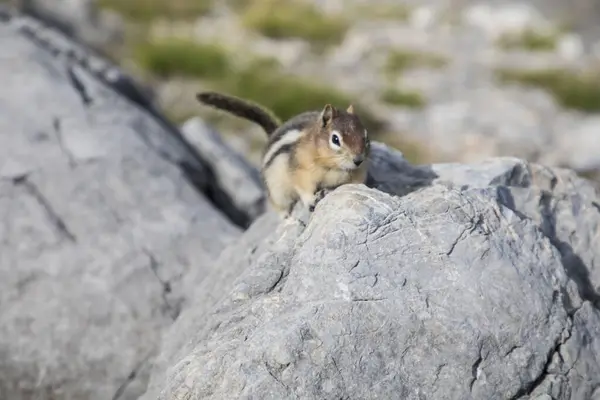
[353,155,364,166]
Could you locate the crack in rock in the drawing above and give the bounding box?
[13,174,76,242]
[432,363,447,386]
[111,351,153,400]
[66,65,92,106]
[264,361,291,393]
[504,344,522,358]
[469,346,483,393]
[144,250,180,321]
[52,117,77,168]
[509,317,574,399]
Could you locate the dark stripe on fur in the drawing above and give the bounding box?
[265,111,319,149]
[263,143,295,170]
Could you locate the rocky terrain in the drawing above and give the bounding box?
[2,1,600,400]
[143,155,600,400]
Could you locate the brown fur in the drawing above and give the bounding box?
[279,103,370,216]
[195,91,371,219]
[313,105,369,169]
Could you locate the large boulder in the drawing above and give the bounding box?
[143,143,600,399]
[0,8,242,400]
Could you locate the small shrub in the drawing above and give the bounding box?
[384,49,447,77]
[578,169,600,182]
[133,39,231,79]
[351,3,412,21]
[496,28,559,52]
[241,0,349,48]
[97,0,213,22]
[381,88,425,108]
[495,67,600,112]
[134,39,385,132]
[222,65,352,121]
[218,58,383,131]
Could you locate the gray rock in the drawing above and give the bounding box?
[3,8,257,228]
[547,115,600,172]
[0,10,241,400]
[500,163,600,308]
[10,0,124,50]
[462,2,548,39]
[375,144,600,307]
[406,86,556,163]
[4,8,154,118]
[181,117,267,228]
[143,143,600,399]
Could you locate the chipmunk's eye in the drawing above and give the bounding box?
[331,133,340,147]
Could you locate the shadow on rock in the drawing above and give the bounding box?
[365,142,439,198]
[497,185,600,309]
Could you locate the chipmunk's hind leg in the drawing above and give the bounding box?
[293,187,316,211]
[266,185,297,221]
[262,157,299,221]
[293,170,321,213]
[269,197,295,220]
[277,201,297,220]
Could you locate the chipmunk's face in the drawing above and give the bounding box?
[317,104,370,171]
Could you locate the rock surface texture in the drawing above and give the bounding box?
[0,7,243,400]
[143,143,600,399]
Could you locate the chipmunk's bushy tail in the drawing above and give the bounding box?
[196,91,281,136]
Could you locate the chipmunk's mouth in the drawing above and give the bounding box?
[340,154,366,171]
[340,161,359,171]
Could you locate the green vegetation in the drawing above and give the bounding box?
[350,3,412,21]
[133,39,230,79]
[381,88,425,108]
[97,0,213,22]
[384,49,447,77]
[240,0,349,49]
[578,169,600,182]
[220,64,352,122]
[495,67,600,112]
[496,27,560,52]
[133,39,383,130]
[577,170,600,188]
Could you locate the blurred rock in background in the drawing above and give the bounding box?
[8,0,124,50]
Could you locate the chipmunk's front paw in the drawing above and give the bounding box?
[308,189,330,212]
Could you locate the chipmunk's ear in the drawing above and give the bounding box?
[321,104,335,127]
[346,104,354,114]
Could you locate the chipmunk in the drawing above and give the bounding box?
[196,91,371,220]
